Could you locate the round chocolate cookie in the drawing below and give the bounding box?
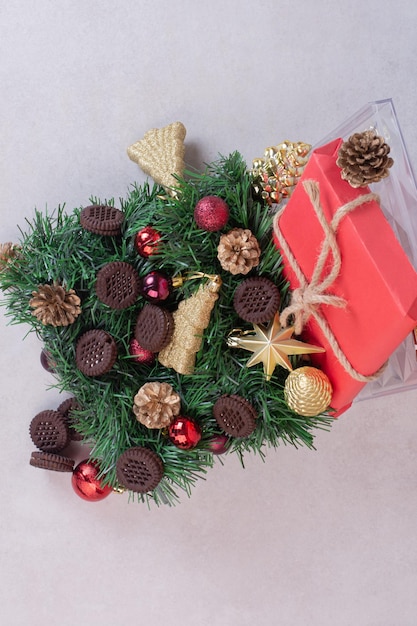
[213,394,258,438]
[135,304,174,352]
[80,205,124,236]
[96,261,140,310]
[30,451,75,472]
[57,397,83,441]
[116,447,164,493]
[76,330,118,376]
[233,276,280,324]
[29,410,70,452]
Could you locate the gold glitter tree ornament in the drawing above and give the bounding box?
[158,274,222,375]
[250,140,311,205]
[284,366,332,416]
[29,282,81,327]
[127,121,186,194]
[227,313,325,381]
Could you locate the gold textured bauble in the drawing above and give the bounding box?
[284,366,332,417]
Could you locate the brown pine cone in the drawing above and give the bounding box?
[336,130,394,188]
[217,228,261,275]
[29,282,82,327]
[133,381,181,429]
[0,242,19,271]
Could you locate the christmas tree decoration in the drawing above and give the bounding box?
[133,381,181,429]
[227,313,325,380]
[250,140,311,205]
[29,282,81,327]
[96,261,140,309]
[127,121,186,192]
[134,225,161,257]
[128,338,155,365]
[168,416,202,449]
[336,130,394,188]
[139,270,172,302]
[284,366,333,417]
[71,460,113,502]
[40,348,55,372]
[217,228,261,275]
[158,274,222,375]
[194,195,230,231]
[0,242,19,271]
[207,434,230,455]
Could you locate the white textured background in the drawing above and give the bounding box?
[1,2,417,625]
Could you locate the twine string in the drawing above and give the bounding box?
[273,179,387,382]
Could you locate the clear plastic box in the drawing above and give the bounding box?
[317,99,417,402]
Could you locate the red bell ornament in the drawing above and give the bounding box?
[71,459,113,502]
[134,226,161,258]
[168,416,202,450]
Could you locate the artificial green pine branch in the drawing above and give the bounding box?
[0,152,332,507]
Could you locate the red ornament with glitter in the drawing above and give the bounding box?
[134,226,161,258]
[129,338,155,365]
[168,416,202,450]
[194,196,229,232]
[140,270,172,302]
[71,459,113,502]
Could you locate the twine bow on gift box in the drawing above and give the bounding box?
[274,179,387,383]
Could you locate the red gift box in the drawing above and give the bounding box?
[274,138,417,415]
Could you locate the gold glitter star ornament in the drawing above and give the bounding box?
[227,314,325,380]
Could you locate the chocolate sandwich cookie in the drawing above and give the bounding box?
[80,205,124,236]
[29,410,70,452]
[76,329,118,376]
[213,394,258,438]
[96,261,140,309]
[57,397,83,441]
[135,304,174,352]
[30,451,75,472]
[116,447,164,493]
[233,276,280,324]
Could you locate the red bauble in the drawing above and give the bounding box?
[134,226,161,257]
[168,416,202,450]
[208,434,229,455]
[71,460,113,502]
[194,196,229,231]
[140,270,172,302]
[40,349,55,372]
[129,338,155,365]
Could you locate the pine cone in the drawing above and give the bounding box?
[0,242,19,271]
[217,228,261,275]
[29,282,82,327]
[336,130,394,188]
[133,382,181,429]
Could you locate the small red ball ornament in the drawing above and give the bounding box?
[168,416,202,450]
[129,338,155,365]
[134,226,161,258]
[194,196,229,231]
[40,349,55,372]
[71,459,113,502]
[140,270,172,302]
[208,434,229,455]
